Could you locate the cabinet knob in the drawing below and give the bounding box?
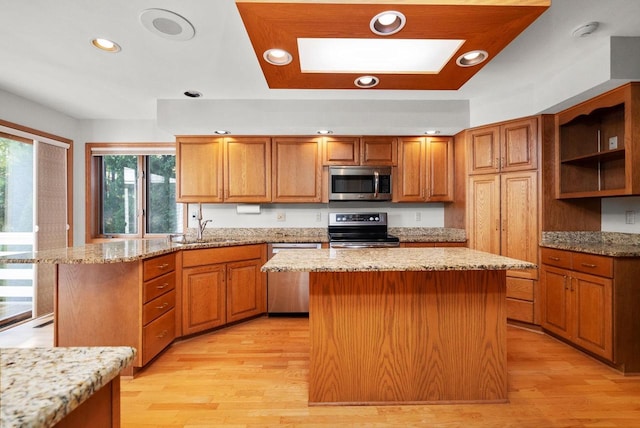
[549,256,560,261]
[156,283,169,289]
[581,263,597,269]
[156,302,169,310]
[156,329,168,339]
[158,263,170,270]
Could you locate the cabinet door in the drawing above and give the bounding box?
[540,265,572,340]
[500,117,538,172]
[395,137,425,202]
[426,136,454,201]
[501,171,538,279]
[322,136,360,165]
[226,259,265,323]
[272,137,322,202]
[176,137,223,202]
[572,271,613,360]
[467,174,500,254]
[361,137,397,166]
[224,137,271,202]
[468,126,499,175]
[182,264,226,335]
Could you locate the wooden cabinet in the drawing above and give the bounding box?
[468,117,538,175]
[466,117,540,325]
[395,136,454,202]
[322,136,397,166]
[556,82,640,197]
[224,137,271,202]
[176,136,223,202]
[540,248,613,360]
[272,137,322,202]
[181,245,266,336]
[55,253,177,375]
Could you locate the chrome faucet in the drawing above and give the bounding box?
[196,203,212,242]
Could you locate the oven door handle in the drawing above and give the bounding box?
[374,171,379,199]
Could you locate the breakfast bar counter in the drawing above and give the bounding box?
[262,247,535,405]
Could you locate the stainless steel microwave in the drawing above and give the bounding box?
[329,166,392,201]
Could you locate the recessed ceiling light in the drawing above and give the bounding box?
[425,130,440,135]
[213,130,230,135]
[140,9,195,41]
[456,50,489,67]
[91,38,121,53]
[183,90,202,98]
[370,11,406,36]
[354,76,379,88]
[317,129,333,135]
[263,49,293,66]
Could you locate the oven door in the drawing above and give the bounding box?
[329,166,392,201]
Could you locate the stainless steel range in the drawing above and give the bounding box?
[328,212,400,248]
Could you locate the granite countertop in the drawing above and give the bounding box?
[1,346,136,428]
[0,227,466,264]
[261,247,535,272]
[540,231,640,257]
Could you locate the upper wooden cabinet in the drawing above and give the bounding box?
[272,137,322,203]
[224,137,272,203]
[468,117,538,175]
[176,136,224,203]
[556,82,640,198]
[395,136,454,202]
[322,136,397,166]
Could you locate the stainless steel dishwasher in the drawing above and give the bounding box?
[267,242,321,314]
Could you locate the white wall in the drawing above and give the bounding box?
[187,202,445,230]
[602,197,640,233]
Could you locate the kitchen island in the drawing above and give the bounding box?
[262,247,535,405]
[0,346,135,428]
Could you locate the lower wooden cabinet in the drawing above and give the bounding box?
[506,277,535,324]
[181,244,267,336]
[540,247,640,372]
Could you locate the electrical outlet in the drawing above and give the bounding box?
[415,212,422,221]
[609,136,618,150]
[276,212,286,222]
[316,212,322,222]
[625,210,635,224]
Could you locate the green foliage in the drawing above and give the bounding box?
[0,138,34,232]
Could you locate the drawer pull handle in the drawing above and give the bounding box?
[156,302,169,310]
[156,330,168,339]
[157,263,170,270]
[156,283,169,289]
[581,263,597,268]
[548,256,560,261]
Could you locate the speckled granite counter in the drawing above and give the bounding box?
[541,231,640,257]
[1,346,135,428]
[0,227,466,264]
[261,247,535,272]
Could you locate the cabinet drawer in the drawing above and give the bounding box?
[143,289,176,325]
[143,308,175,364]
[540,248,572,269]
[506,277,534,301]
[143,253,176,281]
[183,244,264,267]
[507,298,534,323]
[572,252,613,278]
[143,271,176,303]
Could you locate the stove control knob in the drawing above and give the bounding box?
[369,216,374,221]
[375,216,379,221]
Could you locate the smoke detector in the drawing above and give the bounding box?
[572,22,599,38]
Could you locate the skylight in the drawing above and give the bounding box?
[297,38,465,74]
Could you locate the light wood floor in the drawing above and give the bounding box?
[3,315,640,427]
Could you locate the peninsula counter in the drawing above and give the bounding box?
[261,247,535,406]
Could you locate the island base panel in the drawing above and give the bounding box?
[309,270,507,405]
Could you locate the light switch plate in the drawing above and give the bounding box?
[609,136,618,150]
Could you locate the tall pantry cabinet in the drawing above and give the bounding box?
[465,117,541,324]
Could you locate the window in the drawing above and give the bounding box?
[88,144,183,239]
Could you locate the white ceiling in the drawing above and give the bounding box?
[1,0,640,128]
